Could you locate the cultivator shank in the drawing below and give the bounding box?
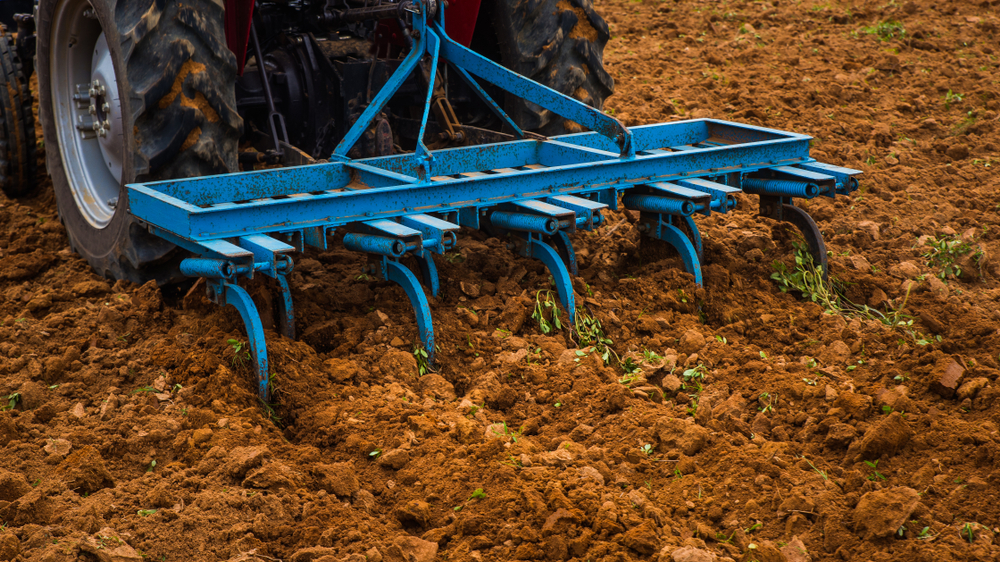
[125,0,860,400]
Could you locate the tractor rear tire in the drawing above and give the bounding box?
[0,31,37,198]
[491,0,614,135]
[37,0,241,284]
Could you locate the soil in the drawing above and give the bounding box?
[2,1,1000,561]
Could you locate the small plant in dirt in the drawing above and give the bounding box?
[802,457,828,481]
[572,308,617,365]
[146,460,157,473]
[1,392,20,411]
[687,398,699,418]
[369,448,382,459]
[682,364,707,387]
[942,90,964,110]
[531,290,562,335]
[501,453,523,468]
[621,357,642,375]
[758,392,777,414]
[862,20,905,41]
[137,509,157,517]
[864,460,887,481]
[960,522,976,543]
[492,421,523,443]
[227,338,251,369]
[921,234,980,281]
[772,242,933,345]
[716,529,737,544]
[413,345,432,376]
[640,443,654,456]
[259,397,283,426]
[618,371,640,388]
[771,242,837,309]
[642,349,662,364]
[454,487,487,511]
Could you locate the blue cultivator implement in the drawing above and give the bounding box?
[125,1,860,401]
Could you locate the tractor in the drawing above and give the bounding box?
[0,0,613,282]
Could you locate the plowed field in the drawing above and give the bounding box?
[1,1,999,561]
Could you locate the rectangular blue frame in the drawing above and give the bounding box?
[126,119,812,243]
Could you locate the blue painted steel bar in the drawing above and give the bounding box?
[656,222,703,286]
[200,238,253,260]
[364,219,423,240]
[680,215,704,261]
[450,64,525,139]
[399,214,459,253]
[303,225,334,250]
[766,165,836,193]
[132,120,807,202]
[742,178,820,199]
[432,22,634,158]
[414,26,441,178]
[414,250,441,296]
[575,214,603,230]
[212,280,271,401]
[343,233,407,257]
[794,162,861,194]
[512,199,576,219]
[331,25,425,159]
[180,258,235,279]
[551,230,579,276]
[637,214,703,286]
[511,199,577,231]
[237,234,295,276]
[522,234,576,324]
[406,239,441,253]
[382,258,435,361]
[623,193,696,216]
[676,178,740,213]
[128,133,812,239]
[489,212,559,235]
[648,182,712,216]
[547,194,606,229]
[275,274,295,340]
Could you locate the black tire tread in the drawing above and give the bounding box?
[491,0,614,135]
[38,0,240,284]
[121,0,240,182]
[0,31,37,198]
